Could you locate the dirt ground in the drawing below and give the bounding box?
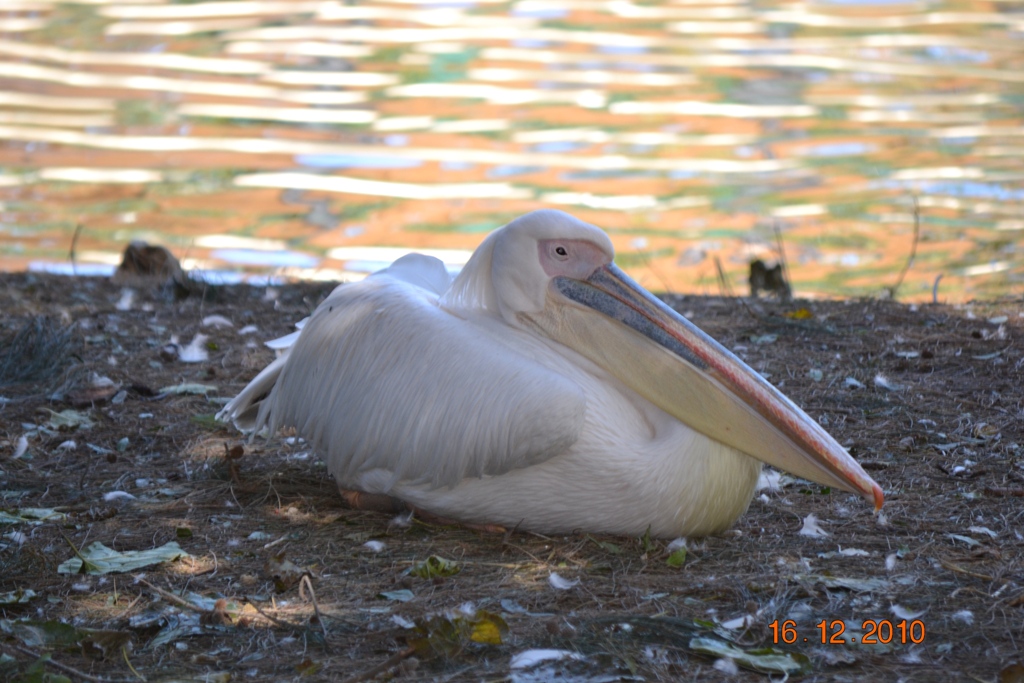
[1,271,1022,682]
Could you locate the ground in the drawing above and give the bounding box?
[0,271,1022,682]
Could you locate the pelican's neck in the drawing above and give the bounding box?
[439,229,501,315]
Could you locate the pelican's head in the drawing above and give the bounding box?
[445,209,883,510]
[441,209,613,321]
[491,209,614,321]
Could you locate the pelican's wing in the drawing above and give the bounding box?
[261,254,451,355]
[378,252,452,295]
[223,254,453,431]
[246,275,587,490]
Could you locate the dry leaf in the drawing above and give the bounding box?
[264,553,308,592]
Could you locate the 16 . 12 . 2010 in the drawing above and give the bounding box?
[769,619,926,645]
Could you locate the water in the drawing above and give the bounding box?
[0,0,1022,301]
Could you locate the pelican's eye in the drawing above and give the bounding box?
[554,245,569,259]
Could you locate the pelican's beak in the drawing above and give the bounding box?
[528,263,883,510]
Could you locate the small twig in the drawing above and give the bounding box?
[713,269,763,322]
[137,578,207,616]
[122,645,145,681]
[262,533,291,551]
[773,222,791,287]
[713,256,734,298]
[69,223,83,277]
[503,540,548,566]
[121,592,145,614]
[771,223,793,303]
[198,280,209,321]
[205,550,219,579]
[300,574,329,640]
[932,274,943,304]
[57,529,94,571]
[245,596,305,631]
[949,586,990,600]
[939,558,1003,583]
[500,519,525,551]
[711,256,764,322]
[984,487,1024,497]
[338,646,417,683]
[888,195,920,300]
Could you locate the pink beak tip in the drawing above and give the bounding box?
[871,483,885,511]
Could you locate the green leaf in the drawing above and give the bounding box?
[408,555,460,579]
[21,654,73,683]
[378,589,415,602]
[638,526,654,554]
[409,608,508,659]
[0,653,17,678]
[58,541,190,575]
[46,409,93,431]
[0,508,66,525]
[0,618,128,660]
[587,535,623,554]
[689,637,810,674]
[190,413,224,430]
[666,547,687,568]
[1,620,81,650]
[79,630,133,661]
[693,618,743,642]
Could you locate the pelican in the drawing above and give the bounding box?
[220,210,882,537]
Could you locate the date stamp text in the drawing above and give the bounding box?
[769,619,926,645]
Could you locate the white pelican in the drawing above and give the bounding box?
[220,210,882,537]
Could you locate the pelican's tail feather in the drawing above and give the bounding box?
[216,352,289,432]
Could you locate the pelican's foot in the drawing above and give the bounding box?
[337,489,506,533]
[409,506,507,534]
[339,489,409,514]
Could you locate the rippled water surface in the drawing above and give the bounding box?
[1,0,1022,300]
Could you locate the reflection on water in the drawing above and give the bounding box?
[0,0,1022,301]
